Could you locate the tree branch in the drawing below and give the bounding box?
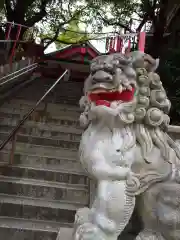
[136,0,157,32]
[5,0,14,21]
[97,11,133,32]
[43,37,89,46]
[44,27,61,50]
[15,0,34,17]
[25,0,51,27]
[43,4,90,49]
[136,12,149,32]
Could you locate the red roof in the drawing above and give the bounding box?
[45,41,100,62]
[41,42,100,80]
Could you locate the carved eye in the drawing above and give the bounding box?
[104,64,114,74]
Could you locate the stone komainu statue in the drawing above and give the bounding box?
[73,51,180,240]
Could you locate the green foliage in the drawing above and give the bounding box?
[40,16,93,48]
[56,19,90,48]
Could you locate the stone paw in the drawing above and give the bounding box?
[74,222,105,240]
[95,213,116,233]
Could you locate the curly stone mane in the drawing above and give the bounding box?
[130,53,180,165]
[80,52,180,168]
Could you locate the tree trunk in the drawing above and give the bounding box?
[147,0,169,58]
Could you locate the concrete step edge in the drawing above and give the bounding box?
[0,131,80,143]
[0,162,85,175]
[0,140,78,152]
[0,175,88,190]
[0,140,78,159]
[0,109,80,122]
[3,99,81,112]
[0,216,73,232]
[0,106,80,117]
[0,119,82,134]
[0,193,84,210]
[0,150,78,162]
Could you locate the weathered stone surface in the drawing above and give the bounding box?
[0,178,88,204]
[0,200,76,222]
[168,132,180,141]
[0,165,88,185]
[0,217,64,240]
[1,142,78,159]
[0,217,73,240]
[0,78,88,240]
[0,227,57,240]
[56,227,73,240]
[0,151,84,173]
[0,125,81,142]
[0,132,79,150]
[0,115,82,135]
[0,110,80,128]
[12,80,84,105]
[1,99,81,114]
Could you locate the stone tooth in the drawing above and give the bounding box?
[122,87,126,91]
[127,85,133,91]
[118,85,123,93]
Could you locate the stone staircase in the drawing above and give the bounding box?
[0,77,89,239]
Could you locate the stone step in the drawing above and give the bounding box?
[0,151,84,174]
[0,106,80,123]
[0,165,88,185]
[0,107,81,126]
[0,176,88,204]
[14,95,80,106]
[0,132,79,150]
[0,217,72,240]
[13,81,83,105]
[15,89,82,101]
[0,194,77,223]
[0,124,81,142]
[0,115,82,135]
[0,111,81,129]
[2,99,81,114]
[16,79,83,92]
[1,142,78,159]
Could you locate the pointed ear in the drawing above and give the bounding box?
[152,58,160,71]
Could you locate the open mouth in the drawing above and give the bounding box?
[88,87,135,107]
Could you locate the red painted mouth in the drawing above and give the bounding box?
[88,88,135,107]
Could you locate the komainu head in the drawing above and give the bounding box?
[83,51,171,128]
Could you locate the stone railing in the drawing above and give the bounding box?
[0,58,39,103]
[0,58,34,78]
[168,125,180,141]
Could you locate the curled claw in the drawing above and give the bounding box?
[74,223,105,240]
[95,213,117,233]
[80,113,89,128]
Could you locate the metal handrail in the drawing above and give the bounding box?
[0,69,68,151]
[0,64,38,86]
[0,62,38,82]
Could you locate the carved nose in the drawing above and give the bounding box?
[92,70,113,82]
